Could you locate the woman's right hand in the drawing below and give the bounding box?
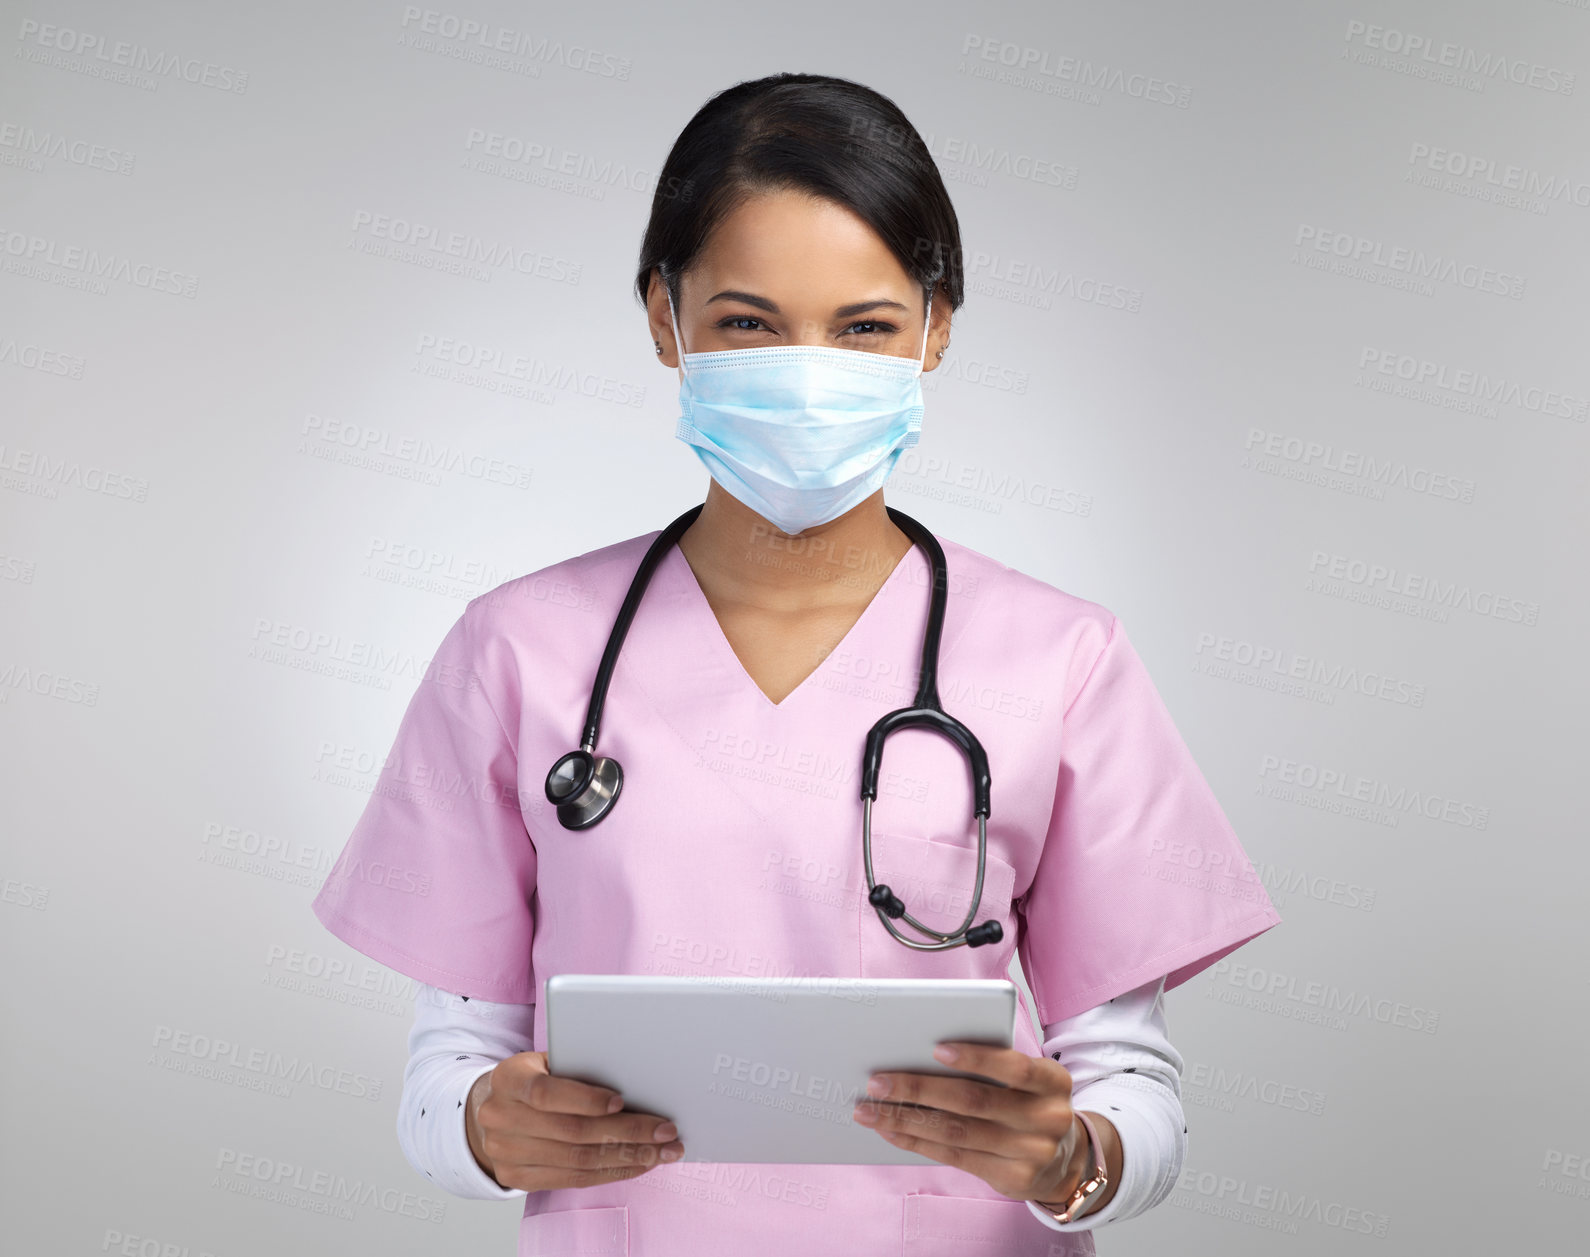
[465,1050,685,1191]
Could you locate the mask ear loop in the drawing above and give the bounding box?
[917,287,934,373]
[666,287,685,360]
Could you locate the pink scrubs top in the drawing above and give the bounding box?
[311,525,1281,1257]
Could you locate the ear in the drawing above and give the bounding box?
[924,282,952,372]
[646,268,680,368]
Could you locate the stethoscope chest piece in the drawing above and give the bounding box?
[543,505,704,833]
[544,749,624,830]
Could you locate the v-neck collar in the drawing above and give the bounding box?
[661,538,926,712]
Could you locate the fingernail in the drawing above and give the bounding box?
[660,1146,680,1162]
[606,1095,624,1113]
[933,1044,959,1065]
[866,1075,891,1098]
[853,1103,878,1125]
[653,1122,678,1142]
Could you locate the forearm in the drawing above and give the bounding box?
[1025,975,1187,1232]
[400,982,534,1199]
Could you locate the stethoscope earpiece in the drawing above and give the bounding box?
[868,885,907,919]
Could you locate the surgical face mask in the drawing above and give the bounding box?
[666,287,932,536]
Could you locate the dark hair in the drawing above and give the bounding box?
[633,73,963,318]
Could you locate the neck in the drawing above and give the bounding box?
[676,481,913,611]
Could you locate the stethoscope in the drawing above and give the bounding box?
[544,503,1003,951]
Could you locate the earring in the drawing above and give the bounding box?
[654,341,662,354]
[936,350,944,359]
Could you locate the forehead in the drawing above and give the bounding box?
[688,189,912,298]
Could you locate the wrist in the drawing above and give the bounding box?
[1035,1112,1107,1221]
[1038,1117,1088,1205]
[465,1072,498,1180]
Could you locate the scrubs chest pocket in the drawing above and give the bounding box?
[903,1194,1093,1256]
[520,1204,627,1256]
[859,832,1017,978]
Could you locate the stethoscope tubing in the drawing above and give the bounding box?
[549,501,1001,951]
[863,800,990,950]
[578,502,704,753]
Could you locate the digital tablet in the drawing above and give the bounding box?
[545,974,1016,1164]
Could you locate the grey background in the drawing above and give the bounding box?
[2,1,1586,1253]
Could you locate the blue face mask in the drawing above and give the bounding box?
[667,287,932,535]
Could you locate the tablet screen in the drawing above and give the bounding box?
[546,975,1017,1164]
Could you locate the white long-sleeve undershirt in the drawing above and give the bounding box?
[397,975,1185,1235]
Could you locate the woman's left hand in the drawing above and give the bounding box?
[851,1040,1090,1207]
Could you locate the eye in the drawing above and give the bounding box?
[715,315,769,333]
[711,316,903,340]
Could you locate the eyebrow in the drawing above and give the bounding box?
[703,289,911,319]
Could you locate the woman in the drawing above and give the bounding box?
[311,73,1281,1255]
